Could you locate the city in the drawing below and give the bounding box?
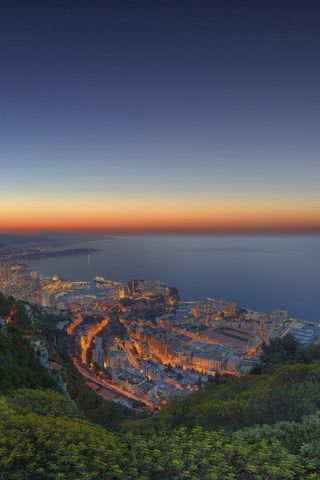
[1,0,320,477]
[1,250,318,412]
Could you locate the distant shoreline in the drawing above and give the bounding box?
[10,248,98,260]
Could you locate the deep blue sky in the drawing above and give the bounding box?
[1,1,320,231]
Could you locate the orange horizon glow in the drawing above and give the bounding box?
[1,196,320,233]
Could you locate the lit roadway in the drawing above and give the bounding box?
[72,356,155,410]
[67,313,83,336]
[69,313,155,410]
[80,317,110,364]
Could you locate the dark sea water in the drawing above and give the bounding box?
[25,234,320,321]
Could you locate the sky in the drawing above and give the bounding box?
[1,0,320,232]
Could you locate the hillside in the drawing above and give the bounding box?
[1,294,320,478]
[125,335,320,432]
[0,326,54,393]
[1,382,320,479]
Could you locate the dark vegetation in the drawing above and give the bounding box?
[0,326,53,393]
[63,359,135,429]
[126,334,320,432]
[1,291,320,478]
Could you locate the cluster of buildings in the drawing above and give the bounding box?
[93,340,202,405]
[127,280,176,301]
[0,260,124,314]
[70,294,301,408]
[0,261,45,304]
[1,253,313,410]
[290,321,320,345]
[120,298,296,378]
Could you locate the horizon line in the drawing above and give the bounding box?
[1,226,320,235]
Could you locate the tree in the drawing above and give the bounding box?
[0,327,53,393]
[10,301,32,330]
[8,389,80,418]
[0,292,9,317]
[92,361,100,376]
[259,334,302,371]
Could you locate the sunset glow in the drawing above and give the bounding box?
[1,195,320,232]
[1,1,320,234]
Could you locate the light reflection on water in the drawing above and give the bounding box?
[25,234,320,321]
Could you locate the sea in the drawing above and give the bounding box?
[25,234,320,322]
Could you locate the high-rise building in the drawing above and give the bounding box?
[41,290,51,307]
[128,280,137,296]
[93,336,104,368]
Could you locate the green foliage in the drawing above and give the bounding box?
[7,388,80,418]
[63,362,135,430]
[2,297,320,478]
[127,362,320,432]
[0,396,15,419]
[236,411,320,477]
[122,427,305,480]
[255,334,303,372]
[0,292,10,317]
[11,301,32,330]
[0,394,318,480]
[0,396,125,480]
[255,334,320,374]
[0,327,53,393]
